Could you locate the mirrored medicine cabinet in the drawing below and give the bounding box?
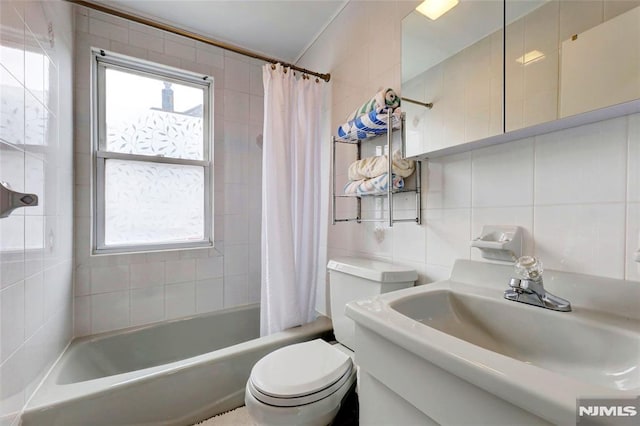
[402,0,640,159]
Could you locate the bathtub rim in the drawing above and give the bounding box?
[25,305,332,412]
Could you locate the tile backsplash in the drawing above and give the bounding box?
[72,6,264,336]
[0,0,74,424]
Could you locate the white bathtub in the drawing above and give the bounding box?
[22,304,332,426]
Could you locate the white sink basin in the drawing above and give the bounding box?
[391,289,639,391]
[346,260,640,425]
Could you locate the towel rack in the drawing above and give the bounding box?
[331,112,421,227]
[401,97,433,109]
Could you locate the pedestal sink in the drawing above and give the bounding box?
[346,260,640,425]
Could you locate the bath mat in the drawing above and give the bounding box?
[194,406,256,425]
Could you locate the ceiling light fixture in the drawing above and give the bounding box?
[516,50,545,66]
[415,0,460,21]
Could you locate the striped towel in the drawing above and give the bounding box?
[343,173,404,196]
[347,88,401,122]
[337,108,401,141]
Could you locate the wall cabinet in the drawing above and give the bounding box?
[402,0,640,159]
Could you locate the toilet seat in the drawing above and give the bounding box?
[248,364,353,407]
[248,339,353,407]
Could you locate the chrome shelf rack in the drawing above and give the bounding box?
[331,112,422,227]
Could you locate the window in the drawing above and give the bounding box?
[93,50,213,254]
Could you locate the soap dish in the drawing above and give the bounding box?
[471,225,523,262]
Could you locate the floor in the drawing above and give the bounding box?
[195,388,359,425]
[195,407,253,425]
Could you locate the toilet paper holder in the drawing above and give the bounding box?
[471,225,523,262]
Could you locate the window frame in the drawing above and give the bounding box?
[92,49,214,255]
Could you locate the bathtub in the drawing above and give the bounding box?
[22,304,333,426]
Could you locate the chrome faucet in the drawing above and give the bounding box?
[504,256,571,312]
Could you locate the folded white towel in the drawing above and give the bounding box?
[348,150,415,181]
[343,173,404,196]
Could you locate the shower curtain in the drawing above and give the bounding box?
[260,64,325,336]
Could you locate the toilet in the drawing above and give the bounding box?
[245,257,417,425]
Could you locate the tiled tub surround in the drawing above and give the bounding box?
[0,0,74,424]
[72,6,264,336]
[296,0,640,315]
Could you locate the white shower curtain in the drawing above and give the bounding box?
[261,64,325,336]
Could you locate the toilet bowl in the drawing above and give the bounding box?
[245,339,356,426]
[245,257,417,425]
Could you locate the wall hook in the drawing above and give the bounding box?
[0,181,39,218]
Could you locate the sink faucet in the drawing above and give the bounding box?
[504,256,571,312]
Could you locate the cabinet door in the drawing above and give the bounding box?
[401,0,504,157]
[505,0,640,132]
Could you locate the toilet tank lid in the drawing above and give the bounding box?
[327,257,418,283]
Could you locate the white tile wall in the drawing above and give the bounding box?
[471,139,534,208]
[534,117,627,205]
[0,0,74,423]
[92,290,130,333]
[628,114,640,202]
[223,274,248,308]
[165,259,196,285]
[425,208,471,269]
[426,152,472,209]
[626,203,640,281]
[196,278,224,313]
[72,5,264,336]
[165,282,196,320]
[534,203,626,278]
[131,286,164,326]
[297,0,640,315]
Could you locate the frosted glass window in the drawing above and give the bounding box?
[104,160,204,245]
[105,68,204,160]
[93,51,212,253]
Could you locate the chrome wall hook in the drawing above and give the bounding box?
[0,181,39,218]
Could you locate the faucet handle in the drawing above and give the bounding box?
[514,256,543,281]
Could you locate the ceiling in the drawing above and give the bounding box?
[91,0,347,63]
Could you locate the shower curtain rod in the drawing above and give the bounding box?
[67,0,331,82]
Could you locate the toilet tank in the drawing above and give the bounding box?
[327,257,417,350]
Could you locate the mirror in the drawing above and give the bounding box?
[402,0,506,156]
[402,0,640,158]
[505,0,640,131]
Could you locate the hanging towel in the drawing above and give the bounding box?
[337,108,401,141]
[343,173,404,196]
[348,149,415,181]
[346,88,401,122]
